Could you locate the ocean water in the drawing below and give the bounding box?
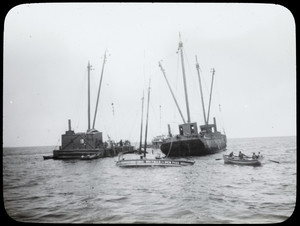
[3,136,296,223]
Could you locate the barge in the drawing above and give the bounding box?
[50,54,133,160]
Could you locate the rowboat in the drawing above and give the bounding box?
[43,155,54,160]
[223,154,262,166]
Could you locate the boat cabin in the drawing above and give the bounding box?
[199,117,218,133]
[60,120,103,150]
[179,122,198,136]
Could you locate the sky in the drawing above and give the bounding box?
[3,3,296,147]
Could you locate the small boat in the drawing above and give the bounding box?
[223,154,262,166]
[116,152,194,167]
[81,153,101,160]
[151,135,167,148]
[116,81,194,168]
[43,155,54,160]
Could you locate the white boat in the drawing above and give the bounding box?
[81,153,102,160]
[116,151,194,167]
[223,154,262,166]
[151,135,166,148]
[116,81,194,168]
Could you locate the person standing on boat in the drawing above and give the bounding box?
[252,152,257,159]
[256,152,261,159]
[239,151,244,159]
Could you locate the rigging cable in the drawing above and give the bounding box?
[165,136,173,158]
[214,75,226,133]
[53,138,61,151]
[126,103,140,142]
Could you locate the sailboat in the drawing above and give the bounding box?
[116,80,195,167]
[51,53,133,160]
[158,34,227,157]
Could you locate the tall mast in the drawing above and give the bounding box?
[139,92,145,152]
[206,68,215,124]
[87,61,93,131]
[143,79,151,158]
[178,33,191,123]
[159,61,186,124]
[195,56,207,125]
[92,52,107,129]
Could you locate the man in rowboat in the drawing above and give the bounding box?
[239,151,247,159]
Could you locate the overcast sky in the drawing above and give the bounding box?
[3,3,296,147]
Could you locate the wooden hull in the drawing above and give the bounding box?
[116,158,195,167]
[160,134,227,157]
[223,154,261,166]
[43,155,54,160]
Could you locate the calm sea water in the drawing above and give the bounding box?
[3,136,296,223]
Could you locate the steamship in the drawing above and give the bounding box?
[158,35,227,157]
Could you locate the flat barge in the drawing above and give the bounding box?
[52,120,133,160]
[49,56,133,160]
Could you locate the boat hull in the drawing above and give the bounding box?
[53,149,105,160]
[52,145,134,160]
[160,134,227,157]
[116,158,195,167]
[223,154,261,166]
[43,155,54,160]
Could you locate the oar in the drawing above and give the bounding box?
[269,159,280,164]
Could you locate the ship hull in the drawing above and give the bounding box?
[53,149,105,160]
[160,134,227,157]
[53,146,134,160]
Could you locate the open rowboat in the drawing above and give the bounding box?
[223,154,261,166]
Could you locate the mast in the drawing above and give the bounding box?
[158,61,186,124]
[87,61,93,131]
[195,56,207,125]
[92,52,107,129]
[143,79,151,158]
[139,92,145,152]
[178,33,191,123]
[206,68,215,124]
